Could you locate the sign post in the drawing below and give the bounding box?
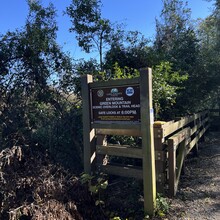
[81,68,156,216]
[81,74,95,174]
[140,68,156,215]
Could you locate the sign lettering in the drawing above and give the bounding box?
[91,85,140,123]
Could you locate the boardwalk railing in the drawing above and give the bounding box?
[154,110,209,196]
[94,111,210,197]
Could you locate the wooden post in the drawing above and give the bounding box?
[168,140,176,197]
[154,132,166,194]
[153,120,169,194]
[81,75,95,174]
[168,139,186,196]
[96,134,107,171]
[176,141,186,185]
[193,114,199,157]
[140,68,156,216]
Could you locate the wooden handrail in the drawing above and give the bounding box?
[166,111,210,196]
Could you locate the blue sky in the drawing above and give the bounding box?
[0,0,213,60]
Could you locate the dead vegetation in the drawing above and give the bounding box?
[0,145,105,220]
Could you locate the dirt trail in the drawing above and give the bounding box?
[167,131,220,220]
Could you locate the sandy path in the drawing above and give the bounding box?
[167,131,220,220]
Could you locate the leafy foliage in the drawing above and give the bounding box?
[0,0,82,172]
[154,0,199,73]
[105,31,154,70]
[80,173,108,207]
[66,0,122,71]
[155,194,170,217]
[152,61,188,119]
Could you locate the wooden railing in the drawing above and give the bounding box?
[82,71,212,214]
[154,110,209,196]
[95,110,210,196]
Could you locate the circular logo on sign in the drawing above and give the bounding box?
[126,87,134,96]
[111,88,118,94]
[97,90,104,97]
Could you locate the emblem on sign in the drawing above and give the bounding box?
[126,87,134,96]
[97,90,104,97]
[111,88,118,94]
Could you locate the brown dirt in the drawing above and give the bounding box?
[166,131,220,220]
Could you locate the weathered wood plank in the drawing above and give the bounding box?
[96,145,143,159]
[96,135,107,169]
[167,127,190,148]
[96,128,141,136]
[89,77,140,88]
[168,139,187,197]
[92,122,141,131]
[162,111,209,137]
[167,115,209,196]
[154,120,175,128]
[81,75,95,174]
[163,117,194,137]
[154,136,166,193]
[175,141,186,194]
[155,150,166,161]
[140,68,156,215]
[168,139,176,197]
[190,117,209,136]
[187,124,210,154]
[100,164,143,179]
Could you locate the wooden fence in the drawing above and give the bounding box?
[95,110,209,197]
[81,70,210,215]
[154,110,209,196]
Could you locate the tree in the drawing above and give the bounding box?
[192,0,220,110]
[0,0,84,171]
[104,31,155,72]
[154,0,199,74]
[214,0,220,49]
[152,62,188,119]
[67,0,121,71]
[0,1,73,147]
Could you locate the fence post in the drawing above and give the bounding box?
[81,75,96,174]
[154,123,166,194]
[168,140,176,196]
[96,134,107,171]
[140,68,156,216]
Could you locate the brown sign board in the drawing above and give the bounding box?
[90,85,140,123]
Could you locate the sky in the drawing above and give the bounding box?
[0,0,214,60]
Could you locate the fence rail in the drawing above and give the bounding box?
[95,110,210,196]
[165,111,209,196]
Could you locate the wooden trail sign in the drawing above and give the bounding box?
[91,85,140,123]
[81,68,156,216]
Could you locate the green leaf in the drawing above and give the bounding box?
[89,185,98,194]
[95,200,105,206]
[158,210,165,217]
[100,180,108,189]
